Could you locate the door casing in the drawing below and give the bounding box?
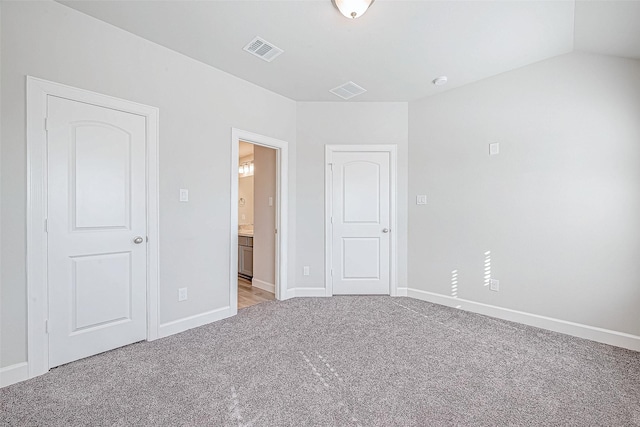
[325,145,398,297]
[230,128,289,304]
[26,77,160,379]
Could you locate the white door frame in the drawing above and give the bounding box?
[26,77,160,379]
[230,129,289,304]
[325,145,398,297]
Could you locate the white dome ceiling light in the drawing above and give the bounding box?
[333,0,375,19]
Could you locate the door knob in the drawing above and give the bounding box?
[382,228,390,233]
[133,236,144,244]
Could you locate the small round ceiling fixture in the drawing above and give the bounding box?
[432,76,448,86]
[333,0,375,19]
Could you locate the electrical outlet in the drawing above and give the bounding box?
[490,279,499,292]
[303,266,310,276]
[178,287,188,301]
[489,143,500,156]
[416,195,427,205]
[179,189,189,202]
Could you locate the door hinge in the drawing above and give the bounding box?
[45,118,50,131]
[330,269,333,277]
[330,216,333,224]
[44,219,48,232]
[328,163,333,170]
[275,228,278,234]
[45,319,49,333]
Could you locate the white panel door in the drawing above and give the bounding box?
[331,151,391,295]
[47,95,147,368]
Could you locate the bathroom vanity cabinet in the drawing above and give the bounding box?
[238,235,253,279]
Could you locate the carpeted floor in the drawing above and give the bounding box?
[1,296,639,426]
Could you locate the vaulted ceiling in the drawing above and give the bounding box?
[59,1,640,102]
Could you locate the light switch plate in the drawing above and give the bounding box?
[178,287,188,301]
[416,195,427,205]
[490,279,499,292]
[268,196,273,207]
[303,266,310,276]
[489,143,500,156]
[179,189,189,202]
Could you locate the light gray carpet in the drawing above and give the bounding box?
[1,296,639,426]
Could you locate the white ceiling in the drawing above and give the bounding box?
[574,1,640,60]
[58,1,640,102]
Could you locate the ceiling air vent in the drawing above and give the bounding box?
[329,81,367,100]
[243,36,284,62]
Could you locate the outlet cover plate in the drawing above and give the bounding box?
[178,287,188,301]
[490,279,499,292]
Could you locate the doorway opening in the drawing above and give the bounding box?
[230,129,289,311]
[237,141,276,308]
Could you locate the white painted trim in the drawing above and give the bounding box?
[406,288,640,352]
[231,128,289,308]
[158,306,234,338]
[252,278,275,294]
[26,76,160,380]
[396,287,408,297]
[0,363,30,388]
[146,105,161,342]
[325,145,398,297]
[287,287,330,298]
[324,149,332,297]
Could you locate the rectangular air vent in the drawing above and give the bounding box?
[329,81,367,100]
[243,36,284,62]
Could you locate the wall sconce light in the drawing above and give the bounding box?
[332,0,374,19]
[239,161,254,177]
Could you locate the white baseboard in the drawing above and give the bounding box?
[0,362,29,388]
[158,305,235,338]
[285,287,405,298]
[406,288,640,352]
[252,278,275,294]
[284,288,295,300]
[286,287,329,298]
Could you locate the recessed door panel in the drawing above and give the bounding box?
[343,162,380,224]
[73,124,131,230]
[47,95,147,368]
[72,252,132,332]
[342,238,380,279]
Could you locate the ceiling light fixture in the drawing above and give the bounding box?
[432,76,448,86]
[332,0,375,19]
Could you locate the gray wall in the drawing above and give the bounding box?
[0,1,297,367]
[296,102,409,289]
[3,0,638,372]
[409,52,640,335]
[0,2,4,371]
